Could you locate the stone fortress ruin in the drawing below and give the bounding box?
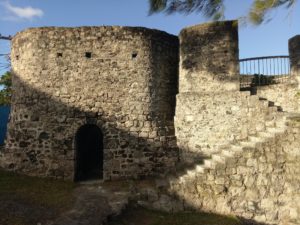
[1,20,300,224]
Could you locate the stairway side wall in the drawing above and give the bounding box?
[170,119,300,225]
[173,21,300,225]
[256,83,299,112]
[176,91,277,158]
[253,36,300,113]
[175,21,277,158]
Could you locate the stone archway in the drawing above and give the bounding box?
[74,124,103,182]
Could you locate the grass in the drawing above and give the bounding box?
[0,169,244,225]
[107,203,243,225]
[0,169,76,225]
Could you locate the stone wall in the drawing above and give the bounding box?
[256,83,300,112]
[173,20,300,224]
[179,20,239,93]
[175,20,276,159]
[250,35,300,114]
[169,116,300,225]
[289,35,300,87]
[1,20,300,224]
[0,26,179,180]
[175,91,280,159]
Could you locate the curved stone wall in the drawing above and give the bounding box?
[1,26,179,180]
[179,21,239,93]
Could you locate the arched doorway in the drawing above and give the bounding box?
[74,124,103,182]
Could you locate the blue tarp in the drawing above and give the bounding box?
[0,106,10,145]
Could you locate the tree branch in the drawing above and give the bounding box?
[0,34,12,41]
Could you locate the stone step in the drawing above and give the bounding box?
[258,99,269,107]
[257,131,274,138]
[186,169,196,177]
[266,127,285,134]
[259,97,284,112]
[195,164,209,173]
[285,113,300,119]
[275,120,287,128]
[241,90,251,96]
[217,144,231,149]
[264,116,285,126]
[248,135,265,143]
[230,145,244,152]
[265,120,276,127]
[179,175,188,183]
[212,154,226,163]
[204,159,215,168]
[240,141,257,148]
[268,106,280,113]
[221,149,235,157]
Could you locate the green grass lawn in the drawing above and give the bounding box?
[0,169,76,225]
[107,203,243,225]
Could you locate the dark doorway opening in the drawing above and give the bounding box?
[75,124,103,182]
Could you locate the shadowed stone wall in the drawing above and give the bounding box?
[179,20,239,93]
[289,35,300,86]
[0,26,179,180]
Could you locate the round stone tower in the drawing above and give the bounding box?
[0,26,179,180]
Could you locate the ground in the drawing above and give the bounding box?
[0,169,243,225]
[107,204,243,225]
[0,169,76,225]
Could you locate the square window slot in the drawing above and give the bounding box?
[85,52,92,58]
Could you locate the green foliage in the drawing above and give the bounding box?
[0,71,12,106]
[149,0,225,20]
[148,0,297,24]
[249,0,296,24]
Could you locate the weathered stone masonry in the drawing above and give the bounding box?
[172,21,300,225]
[1,26,179,180]
[1,21,300,225]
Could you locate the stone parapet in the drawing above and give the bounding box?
[289,35,300,87]
[179,20,239,93]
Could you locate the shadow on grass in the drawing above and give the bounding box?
[106,203,243,225]
[0,169,76,225]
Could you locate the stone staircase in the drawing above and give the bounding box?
[183,117,286,180]
[170,94,288,187]
[129,91,300,225]
[153,91,300,224]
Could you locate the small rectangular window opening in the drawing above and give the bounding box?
[85,52,92,58]
[57,53,63,58]
[132,52,138,59]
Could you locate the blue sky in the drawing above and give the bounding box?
[0,0,299,75]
